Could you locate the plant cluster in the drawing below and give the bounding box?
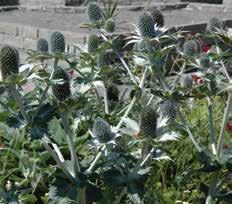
[0,1,232,203]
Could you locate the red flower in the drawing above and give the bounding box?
[223,144,229,150]
[191,74,204,85]
[69,69,74,78]
[199,38,210,53]
[226,122,232,132]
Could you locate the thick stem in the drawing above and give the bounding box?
[86,145,106,174]
[60,112,80,176]
[207,98,216,155]
[177,108,202,152]
[216,93,232,159]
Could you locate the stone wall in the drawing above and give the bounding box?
[0,0,18,6]
[20,0,65,6]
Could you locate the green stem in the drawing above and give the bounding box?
[60,112,80,176]
[177,108,202,152]
[207,97,216,155]
[216,93,232,159]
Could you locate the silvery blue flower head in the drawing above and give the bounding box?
[91,118,118,147]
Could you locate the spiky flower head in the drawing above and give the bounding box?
[199,53,210,69]
[140,106,157,138]
[50,31,65,54]
[180,75,193,89]
[92,118,114,143]
[52,68,71,101]
[88,34,99,53]
[160,100,177,120]
[37,38,49,53]
[107,85,119,101]
[137,12,156,39]
[87,2,103,23]
[0,45,19,80]
[97,52,111,68]
[183,40,201,57]
[104,18,115,33]
[150,8,164,27]
[207,17,224,32]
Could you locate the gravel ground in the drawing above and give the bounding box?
[0,4,231,34]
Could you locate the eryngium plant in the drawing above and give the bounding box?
[183,40,201,57]
[149,8,164,27]
[52,68,71,101]
[87,2,103,23]
[0,45,19,80]
[50,31,65,54]
[137,12,156,39]
[37,38,49,53]
[87,34,99,53]
[104,18,115,33]
[207,17,224,32]
[140,106,157,138]
[92,118,114,143]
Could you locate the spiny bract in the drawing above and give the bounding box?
[88,34,99,53]
[37,38,49,53]
[52,68,71,101]
[97,52,111,68]
[150,8,164,27]
[137,12,156,39]
[50,31,65,54]
[160,100,177,120]
[207,17,224,32]
[87,2,103,23]
[104,19,115,33]
[0,45,19,80]
[92,118,114,143]
[140,106,157,138]
[183,40,201,57]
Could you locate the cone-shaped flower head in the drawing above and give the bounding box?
[92,118,114,143]
[0,45,19,80]
[104,18,115,33]
[97,52,111,68]
[87,34,99,53]
[207,17,224,32]
[137,12,156,39]
[183,40,201,57]
[140,106,157,138]
[52,68,71,101]
[150,8,164,27]
[87,2,103,23]
[50,31,65,54]
[37,38,49,53]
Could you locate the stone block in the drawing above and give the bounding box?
[0,23,18,35]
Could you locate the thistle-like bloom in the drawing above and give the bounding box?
[50,31,65,54]
[0,45,19,80]
[207,17,224,32]
[37,38,49,53]
[90,118,118,147]
[87,2,103,23]
[183,40,201,57]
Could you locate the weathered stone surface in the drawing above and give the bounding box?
[18,25,38,39]
[0,22,18,35]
